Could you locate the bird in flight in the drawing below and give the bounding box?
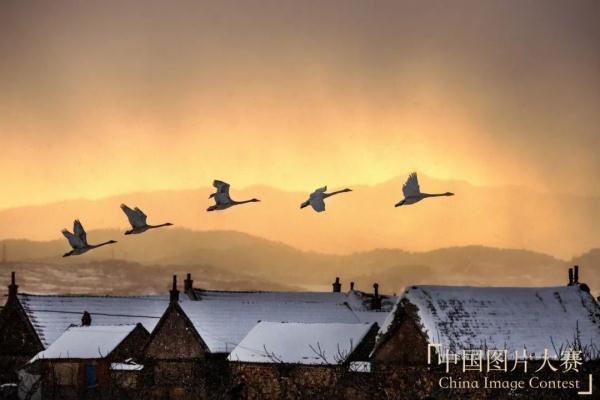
[300,186,352,212]
[207,180,260,211]
[395,172,454,207]
[62,220,117,257]
[120,204,173,235]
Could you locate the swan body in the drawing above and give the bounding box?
[62,220,117,257]
[395,172,454,207]
[207,180,260,211]
[120,204,173,235]
[300,186,352,212]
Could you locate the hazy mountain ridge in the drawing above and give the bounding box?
[0,259,302,296]
[0,229,597,296]
[0,176,598,258]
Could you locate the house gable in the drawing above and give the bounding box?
[108,323,150,361]
[371,300,429,365]
[0,295,44,382]
[145,302,208,360]
[0,296,44,357]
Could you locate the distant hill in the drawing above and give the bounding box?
[0,176,599,258]
[0,259,301,296]
[0,229,597,296]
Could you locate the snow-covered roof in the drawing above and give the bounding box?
[18,289,394,354]
[182,290,387,353]
[18,294,168,347]
[30,325,140,361]
[228,322,375,365]
[377,285,600,359]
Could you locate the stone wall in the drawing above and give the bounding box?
[229,362,382,400]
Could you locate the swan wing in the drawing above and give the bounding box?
[402,172,421,197]
[121,204,145,228]
[213,180,231,194]
[134,207,148,225]
[73,220,87,245]
[310,196,326,212]
[214,192,232,205]
[308,186,327,212]
[62,229,85,249]
[313,186,327,195]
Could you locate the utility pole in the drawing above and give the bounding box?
[1,242,6,264]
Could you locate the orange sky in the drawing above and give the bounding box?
[0,0,599,210]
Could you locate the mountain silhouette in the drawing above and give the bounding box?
[1,228,597,296]
[0,175,598,259]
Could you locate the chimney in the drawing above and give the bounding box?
[8,271,18,299]
[568,268,574,286]
[170,275,180,303]
[332,277,341,293]
[371,283,381,310]
[350,282,355,291]
[81,311,92,326]
[573,265,579,284]
[184,273,194,293]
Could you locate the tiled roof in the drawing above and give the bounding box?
[30,324,141,361]
[18,289,394,353]
[228,322,375,365]
[18,294,167,347]
[376,285,600,359]
[182,290,391,353]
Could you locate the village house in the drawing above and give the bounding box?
[141,276,212,400]
[2,264,599,399]
[0,273,43,383]
[24,323,149,400]
[140,276,391,399]
[0,272,393,398]
[369,267,600,399]
[227,321,379,400]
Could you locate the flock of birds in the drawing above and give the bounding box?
[61,172,454,257]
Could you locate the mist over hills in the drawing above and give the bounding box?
[1,176,598,296]
[0,228,598,297]
[0,176,598,259]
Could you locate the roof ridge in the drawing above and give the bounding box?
[19,292,167,299]
[405,284,578,291]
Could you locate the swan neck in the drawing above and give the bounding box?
[324,190,347,198]
[93,241,114,248]
[422,192,447,198]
